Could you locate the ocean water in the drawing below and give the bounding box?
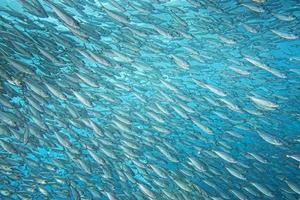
[0,0,300,199]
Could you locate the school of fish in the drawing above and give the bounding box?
[0,0,300,199]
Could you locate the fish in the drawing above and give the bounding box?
[251,182,274,198]
[72,90,93,107]
[44,82,67,101]
[193,79,227,97]
[285,180,300,195]
[244,56,286,78]
[241,3,265,13]
[226,166,247,180]
[248,95,279,110]
[213,150,238,164]
[0,0,299,199]
[5,57,35,75]
[257,131,283,146]
[271,29,298,40]
[45,0,80,29]
[170,54,189,69]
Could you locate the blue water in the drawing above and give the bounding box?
[0,0,300,199]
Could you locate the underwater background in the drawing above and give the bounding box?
[0,0,300,199]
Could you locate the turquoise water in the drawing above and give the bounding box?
[0,0,300,199]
